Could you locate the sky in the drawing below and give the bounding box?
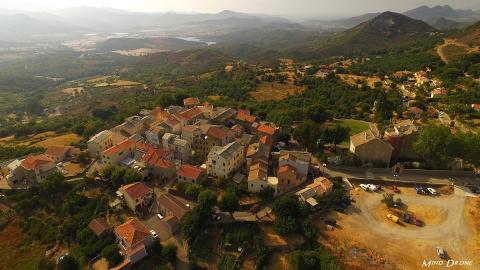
[0,0,479,18]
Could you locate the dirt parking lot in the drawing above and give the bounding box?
[317,186,479,270]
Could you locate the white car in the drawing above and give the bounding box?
[150,230,158,239]
[157,213,164,220]
[368,184,378,191]
[427,187,437,196]
[359,184,370,191]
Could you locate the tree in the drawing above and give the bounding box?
[414,125,455,166]
[381,193,395,208]
[274,215,298,235]
[320,124,350,149]
[197,190,217,210]
[218,192,239,214]
[57,254,79,270]
[102,244,123,267]
[161,243,177,265]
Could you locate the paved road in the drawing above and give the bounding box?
[319,165,478,185]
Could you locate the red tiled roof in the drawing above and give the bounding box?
[120,182,153,200]
[177,164,203,180]
[103,139,135,156]
[236,110,257,123]
[180,107,203,121]
[207,127,230,140]
[259,135,272,146]
[257,124,276,136]
[183,97,200,106]
[472,104,480,111]
[21,155,54,170]
[114,218,150,247]
[143,148,173,169]
[277,164,297,174]
[164,116,180,128]
[157,193,190,220]
[45,145,71,158]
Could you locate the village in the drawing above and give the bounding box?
[1,87,478,269]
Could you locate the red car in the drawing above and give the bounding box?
[412,217,424,227]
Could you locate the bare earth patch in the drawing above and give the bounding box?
[250,82,305,101]
[31,133,82,148]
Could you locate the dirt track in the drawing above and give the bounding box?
[318,187,479,270]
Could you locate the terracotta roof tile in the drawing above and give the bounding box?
[257,124,276,136]
[45,145,72,158]
[88,217,110,236]
[114,218,150,247]
[103,139,135,156]
[21,155,54,170]
[120,182,153,200]
[177,164,203,180]
[183,97,200,106]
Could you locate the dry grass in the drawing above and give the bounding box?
[338,74,384,88]
[63,162,85,177]
[61,87,84,95]
[30,133,82,148]
[250,82,305,101]
[0,219,46,270]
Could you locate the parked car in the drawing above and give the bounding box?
[324,219,337,226]
[341,198,352,205]
[150,230,158,239]
[393,199,404,209]
[157,214,164,220]
[427,187,437,196]
[367,184,378,192]
[436,247,447,259]
[359,184,369,191]
[387,214,400,223]
[211,214,222,221]
[403,213,412,223]
[413,217,424,227]
[415,186,427,195]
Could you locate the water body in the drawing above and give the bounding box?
[176,36,216,46]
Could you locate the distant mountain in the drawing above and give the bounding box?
[305,13,380,30]
[55,7,288,32]
[295,12,437,59]
[0,14,83,41]
[425,17,466,31]
[311,5,480,32]
[404,5,480,22]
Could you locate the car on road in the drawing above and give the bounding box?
[427,187,437,196]
[324,219,337,226]
[393,199,404,209]
[211,214,222,221]
[359,184,369,191]
[157,214,164,220]
[387,214,400,223]
[150,230,158,239]
[436,247,447,259]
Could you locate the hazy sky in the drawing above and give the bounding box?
[0,0,479,18]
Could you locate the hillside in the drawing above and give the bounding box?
[455,21,480,46]
[124,49,234,76]
[95,37,206,52]
[297,12,437,58]
[425,17,466,31]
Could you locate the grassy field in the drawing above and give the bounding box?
[334,119,371,146]
[30,133,82,148]
[0,219,45,270]
[250,82,305,101]
[338,74,385,88]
